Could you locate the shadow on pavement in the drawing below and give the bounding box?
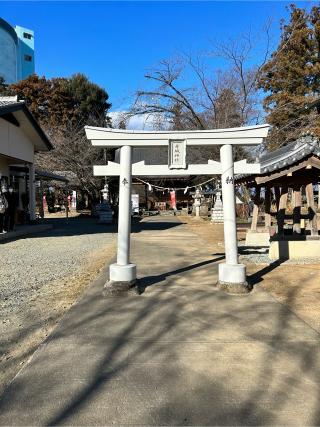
[238,245,269,255]
[132,217,184,233]
[14,215,183,240]
[1,218,320,426]
[137,255,225,294]
[23,270,320,426]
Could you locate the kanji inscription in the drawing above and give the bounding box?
[168,140,186,169]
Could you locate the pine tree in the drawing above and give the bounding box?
[9,74,111,132]
[258,5,320,148]
[310,5,320,117]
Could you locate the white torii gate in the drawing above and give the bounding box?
[85,124,269,294]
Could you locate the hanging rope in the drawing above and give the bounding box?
[133,176,219,193]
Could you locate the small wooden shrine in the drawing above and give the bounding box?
[236,136,320,239]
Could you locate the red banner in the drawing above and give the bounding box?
[170,191,177,210]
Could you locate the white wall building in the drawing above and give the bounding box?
[0,97,52,220]
[0,17,35,84]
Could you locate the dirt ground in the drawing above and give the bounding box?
[183,216,320,333]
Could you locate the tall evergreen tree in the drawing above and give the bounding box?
[258,5,320,148]
[5,74,111,133]
[310,5,320,117]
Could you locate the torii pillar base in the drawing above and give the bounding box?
[217,263,252,294]
[104,263,137,295]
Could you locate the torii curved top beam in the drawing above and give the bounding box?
[85,124,270,147]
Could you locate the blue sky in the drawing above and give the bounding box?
[1,1,314,112]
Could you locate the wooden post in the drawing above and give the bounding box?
[251,187,261,231]
[65,184,69,221]
[274,187,281,212]
[264,186,271,228]
[39,179,44,219]
[145,184,148,210]
[277,186,288,235]
[292,185,302,234]
[28,163,36,222]
[306,183,318,236]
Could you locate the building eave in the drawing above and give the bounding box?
[0,102,53,151]
[235,136,320,185]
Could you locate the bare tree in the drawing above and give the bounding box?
[129,25,271,133]
[36,121,112,202]
[212,23,271,126]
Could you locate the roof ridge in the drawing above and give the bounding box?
[0,96,25,107]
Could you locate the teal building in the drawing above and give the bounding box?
[0,17,35,84]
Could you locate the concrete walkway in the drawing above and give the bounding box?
[1,217,320,426]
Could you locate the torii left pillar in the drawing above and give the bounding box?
[105,145,137,294]
[217,144,251,294]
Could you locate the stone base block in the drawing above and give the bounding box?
[103,263,137,295]
[217,263,251,294]
[103,279,137,296]
[269,240,320,260]
[245,231,270,247]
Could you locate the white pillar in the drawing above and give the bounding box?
[28,163,36,222]
[117,145,132,265]
[108,145,136,290]
[220,145,238,265]
[218,144,249,293]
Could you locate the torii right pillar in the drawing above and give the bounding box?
[217,144,250,294]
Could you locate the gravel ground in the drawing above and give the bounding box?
[0,216,117,395]
[239,245,320,265]
[1,220,115,312]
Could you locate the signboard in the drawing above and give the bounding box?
[131,193,139,214]
[72,190,77,208]
[168,139,186,169]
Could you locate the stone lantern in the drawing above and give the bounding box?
[101,183,109,202]
[211,183,224,223]
[192,187,203,217]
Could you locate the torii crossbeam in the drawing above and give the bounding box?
[85,124,269,295]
